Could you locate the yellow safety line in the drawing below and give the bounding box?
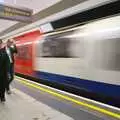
[15,78,120,119]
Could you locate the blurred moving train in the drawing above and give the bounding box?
[13,1,120,107]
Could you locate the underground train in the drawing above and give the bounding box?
[13,14,120,107]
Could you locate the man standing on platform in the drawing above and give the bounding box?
[5,39,17,94]
[0,39,8,102]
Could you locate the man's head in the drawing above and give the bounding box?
[7,39,14,47]
[0,39,3,48]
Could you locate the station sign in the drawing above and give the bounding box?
[0,3,33,22]
[40,23,54,33]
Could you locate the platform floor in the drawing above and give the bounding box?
[0,88,73,120]
[1,77,119,120]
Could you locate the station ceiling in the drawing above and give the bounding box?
[0,0,84,38]
[0,0,62,33]
[0,0,113,39]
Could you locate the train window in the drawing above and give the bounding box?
[90,38,120,71]
[38,36,71,57]
[36,29,86,58]
[16,44,32,60]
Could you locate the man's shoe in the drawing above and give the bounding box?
[1,97,6,102]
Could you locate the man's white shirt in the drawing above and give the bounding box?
[5,47,12,63]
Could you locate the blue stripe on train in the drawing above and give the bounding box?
[34,71,120,98]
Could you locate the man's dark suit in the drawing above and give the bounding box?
[0,48,8,99]
[6,45,17,91]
